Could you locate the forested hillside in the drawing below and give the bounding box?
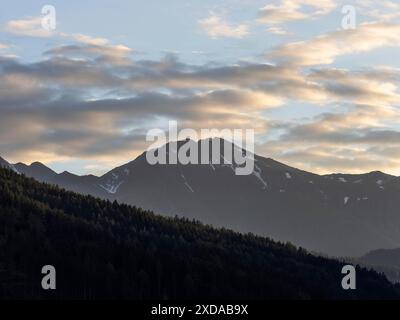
[0,168,398,300]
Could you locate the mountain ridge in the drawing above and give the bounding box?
[4,137,400,256]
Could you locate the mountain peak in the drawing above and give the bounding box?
[30,161,47,167]
[14,161,56,181]
[60,170,74,176]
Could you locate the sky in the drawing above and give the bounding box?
[1,0,400,175]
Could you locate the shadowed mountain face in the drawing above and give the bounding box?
[10,138,400,257]
[0,157,17,172]
[360,248,400,268]
[355,248,400,284]
[13,162,56,181]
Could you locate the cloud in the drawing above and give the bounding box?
[199,13,249,39]
[4,16,132,61]
[308,68,400,106]
[45,44,132,66]
[0,54,278,165]
[269,22,400,66]
[267,144,400,174]
[1,37,400,174]
[266,27,290,35]
[124,58,300,91]
[5,17,54,37]
[0,43,13,58]
[0,89,272,165]
[0,54,124,90]
[260,104,400,174]
[66,33,110,46]
[2,47,399,110]
[356,0,400,22]
[258,0,336,25]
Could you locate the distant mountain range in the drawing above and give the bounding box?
[354,248,400,283]
[2,138,400,257]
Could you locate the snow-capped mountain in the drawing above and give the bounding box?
[6,138,400,257]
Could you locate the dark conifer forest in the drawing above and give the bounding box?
[0,168,398,299]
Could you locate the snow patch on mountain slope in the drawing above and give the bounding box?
[99,180,124,194]
[181,173,195,193]
[98,171,125,194]
[184,182,194,193]
[252,164,268,189]
[8,163,19,173]
[220,155,235,173]
[0,158,19,173]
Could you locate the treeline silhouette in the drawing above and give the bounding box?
[0,168,398,299]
